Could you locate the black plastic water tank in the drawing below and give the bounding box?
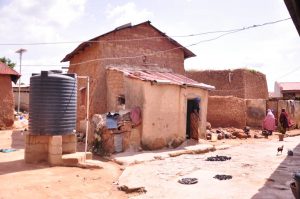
[29,71,77,135]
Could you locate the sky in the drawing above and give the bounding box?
[0,0,299,91]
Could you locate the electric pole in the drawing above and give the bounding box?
[15,48,27,114]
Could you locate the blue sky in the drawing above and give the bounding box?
[0,0,299,91]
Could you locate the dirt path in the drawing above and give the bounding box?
[118,133,300,199]
[0,130,127,199]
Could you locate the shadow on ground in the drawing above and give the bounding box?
[0,159,49,175]
[251,142,300,199]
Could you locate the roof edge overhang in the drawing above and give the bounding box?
[284,0,300,36]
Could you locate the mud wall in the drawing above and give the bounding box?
[106,70,125,111]
[187,69,245,98]
[246,99,266,127]
[0,75,14,128]
[267,100,278,119]
[207,96,246,128]
[243,70,268,99]
[187,69,268,99]
[278,100,300,128]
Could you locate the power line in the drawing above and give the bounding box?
[68,18,291,67]
[0,18,291,46]
[275,66,300,80]
[15,18,292,68]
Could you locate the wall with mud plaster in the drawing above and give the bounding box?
[246,99,266,127]
[125,77,208,150]
[278,100,300,128]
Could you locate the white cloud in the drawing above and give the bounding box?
[106,2,153,26]
[47,0,87,28]
[0,0,87,43]
[0,0,87,84]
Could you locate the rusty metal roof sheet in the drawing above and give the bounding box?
[107,66,215,90]
[0,61,20,83]
[61,21,196,62]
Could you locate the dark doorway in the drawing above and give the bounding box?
[186,98,200,139]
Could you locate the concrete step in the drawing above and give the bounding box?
[62,152,93,166]
[78,159,103,169]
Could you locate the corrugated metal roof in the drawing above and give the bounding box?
[278,82,300,91]
[61,21,196,62]
[107,66,215,90]
[0,62,20,84]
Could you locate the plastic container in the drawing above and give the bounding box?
[279,134,284,141]
[211,133,218,142]
[29,71,77,135]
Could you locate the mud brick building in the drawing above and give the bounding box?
[0,62,20,128]
[187,69,269,128]
[62,21,196,130]
[187,69,268,99]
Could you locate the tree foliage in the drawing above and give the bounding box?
[0,57,16,69]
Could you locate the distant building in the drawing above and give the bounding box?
[274,82,300,99]
[0,62,20,128]
[12,84,30,112]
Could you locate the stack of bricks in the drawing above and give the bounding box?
[25,134,49,163]
[25,133,77,166]
[48,136,63,165]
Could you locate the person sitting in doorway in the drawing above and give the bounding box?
[190,97,200,140]
[262,109,276,135]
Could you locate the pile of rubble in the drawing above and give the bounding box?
[206,123,264,140]
[13,111,29,130]
[89,108,142,156]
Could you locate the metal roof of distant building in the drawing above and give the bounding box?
[278,82,300,91]
[107,66,215,90]
[0,61,20,84]
[61,21,196,62]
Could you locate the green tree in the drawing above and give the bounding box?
[0,57,16,69]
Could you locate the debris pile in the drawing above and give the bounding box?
[214,174,233,180]
[206,155,231,161]
[205,125,272,141]
[90,107,142,156]
[12,111,29,130]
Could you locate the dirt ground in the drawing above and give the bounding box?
[0,130,127,199]
[1,128,300,199]
[118,131,300,199]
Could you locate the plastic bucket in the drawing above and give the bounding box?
[211,133,218,142]
[279,134,284,141]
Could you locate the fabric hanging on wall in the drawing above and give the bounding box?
[289,100,295,117]
[130,107,142,126]
[190,112,199,140]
